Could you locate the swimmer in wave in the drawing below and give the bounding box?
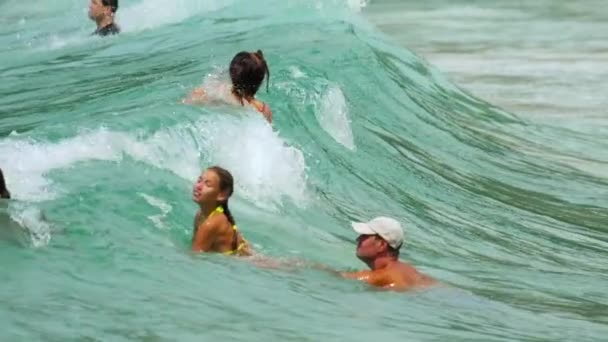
[191,166,251,256]
[184,50,273,124]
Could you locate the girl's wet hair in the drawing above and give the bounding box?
[0,168,10,199]
[229,50,270,104]
[102,0,119,13]
[207,166,235,225]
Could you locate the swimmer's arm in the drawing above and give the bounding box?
[341,270,390,287]
[182,87,208,105]
[341,270,373,281]
[310,264,373,280]
[192,211,201,234]
[191,217,220,252]
[191,211,202,244]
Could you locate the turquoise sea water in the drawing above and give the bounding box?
[1,0,607,340]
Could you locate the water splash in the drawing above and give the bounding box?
[316,84,356,150]
[0,116,308,210]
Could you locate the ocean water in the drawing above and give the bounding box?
[0,0,607,340]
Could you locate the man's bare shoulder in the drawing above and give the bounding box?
[390,261,437,288]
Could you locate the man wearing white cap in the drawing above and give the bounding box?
[342,216,435,290]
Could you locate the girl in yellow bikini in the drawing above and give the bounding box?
[191,166,251,256]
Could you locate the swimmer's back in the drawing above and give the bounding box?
[192,209,250,255]
[184,87,272,123]
[382,262,436,290]
[251,99,272,123]
[94,23,120,37]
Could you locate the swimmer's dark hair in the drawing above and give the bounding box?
[229,50,270,105]
[0,168,10,199]
[102,0,119,13]
[207,166,236,226]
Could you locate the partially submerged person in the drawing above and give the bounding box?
[191,166,251,256]
[89,0,120,37]
[184,50,273,123]
[0,168,25,246]
[339,216,435,291]
[0,168,10,199]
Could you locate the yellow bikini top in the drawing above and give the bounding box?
[211,206,237,230]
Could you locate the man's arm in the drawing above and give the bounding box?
[311,264,381,285]
[340,270,372,280]
[341,269,391,287]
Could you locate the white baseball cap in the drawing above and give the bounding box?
[351,216,404,250]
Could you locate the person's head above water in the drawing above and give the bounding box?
[89,0,118,20]
[0,168,10,199]
[229,50,270,104]
[352,217,404,261]
[89,0,119,33]
[192,166,236,224]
